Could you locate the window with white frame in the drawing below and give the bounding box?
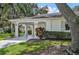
[65,23,70,30]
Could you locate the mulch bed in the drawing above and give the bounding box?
[23,45,69,55]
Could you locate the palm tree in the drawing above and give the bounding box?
[0,3,48,28]
[38,6,48,14]
[56,3,79,52]
[0,3,44,32]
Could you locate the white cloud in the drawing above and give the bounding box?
[38,5,43,9]
[38,5,59,13]
[53,7,59,13]
[47,6,53,14]
[47,6,59,14]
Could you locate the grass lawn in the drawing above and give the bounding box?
[0,32,24,40]
[0,40,71,55]
[0,33,12,40]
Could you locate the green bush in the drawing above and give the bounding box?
[4,28,11,33]
[45,31,71,39]
[0,48,6,55]
[28,30,32,35]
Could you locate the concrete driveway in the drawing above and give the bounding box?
[0,35,39,48]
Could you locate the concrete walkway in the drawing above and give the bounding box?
[0,35,39,48]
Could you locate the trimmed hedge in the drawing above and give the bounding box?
[45,31,71,40]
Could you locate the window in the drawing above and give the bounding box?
[65,24,70,30]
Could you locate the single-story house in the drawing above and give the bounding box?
[9,11,79,39]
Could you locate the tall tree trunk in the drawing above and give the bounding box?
[56,3,79,52]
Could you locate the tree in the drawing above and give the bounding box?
[56,3,79,52]
[0,3,48,27]
[0,4,11,29]
[38,6,48,14]
[0,3,39,31]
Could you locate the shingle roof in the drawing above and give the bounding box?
[9,11,79,20]
[32,11,79,18]
[33,13,61,18]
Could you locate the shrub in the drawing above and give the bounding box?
[45,31,71,39]
[28,30,32,35]
[10,33,14,37]
[0,48,6,55]
[36,27,45,39]
[4,28,11,33]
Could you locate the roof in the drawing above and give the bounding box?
[33,13,62,18]
[32,11,79,18]
[9,11,79,21]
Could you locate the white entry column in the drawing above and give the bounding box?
[33,22,38,38]
[11,23,14,34]
[15,23,19,38]
[24,24,27,37]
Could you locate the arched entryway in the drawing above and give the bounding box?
[11,21,40,39]
[18,24,25,36]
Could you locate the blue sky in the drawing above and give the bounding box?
[37,3,79,13]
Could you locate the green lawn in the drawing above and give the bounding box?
[0,32,24,40]
[0,40,71,55]
[0,33,12,40]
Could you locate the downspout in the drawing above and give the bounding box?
[50,19,52,31]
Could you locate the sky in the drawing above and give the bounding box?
[37,3,79,13]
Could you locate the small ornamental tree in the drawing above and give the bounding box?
[36,27,45,39]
